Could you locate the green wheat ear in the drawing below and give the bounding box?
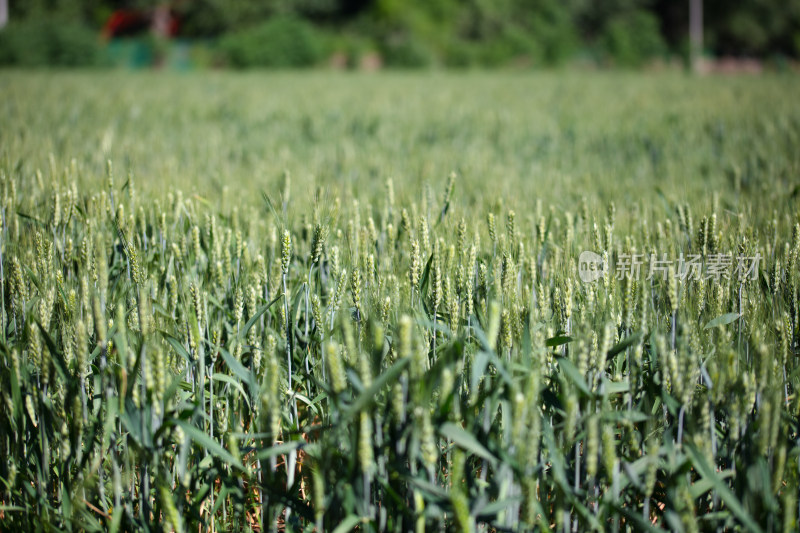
[325,341,347,394]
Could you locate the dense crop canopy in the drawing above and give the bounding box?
[0,72,798,532]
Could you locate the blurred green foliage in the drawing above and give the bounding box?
[704,0,800,56]
[0,16,103,67]
[601,9,667,67]
[0,0,799,68]
[218,16,324,68]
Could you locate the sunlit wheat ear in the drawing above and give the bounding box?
[91,294,106,350]
[499,307,514,356]
[418,406,437,475]
[447,292,459,336]
[380,296,391,328]
[418,215,430,256]
[585,413,599,480]
[409,237,421,296]
[358,410,374,477]
[259,341,281,442]
[350,267,362,321]
[310,223,326,265]
[327,244,340,282]
[487,212,496,247]
[310,293,322,337]
[506,209,516,248]
[431,244,442,313]
[536,214,546,248]
[382,221,395,264]
[281,229,292,276]
[327,267,347,330]
[366,254,376,286]
[325,341,347,394]
[189,282,204,334]
[397,314,412,360]
[366,216,378,252]
[191,224,201,262]
[10,256,27,326]
[399,207,412,237]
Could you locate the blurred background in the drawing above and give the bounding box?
[0,0,798,71]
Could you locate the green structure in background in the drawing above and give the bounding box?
[105,39,155,68]
[104,38,212,69]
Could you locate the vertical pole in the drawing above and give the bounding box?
[0,0,8,29]
[690,0,704,73]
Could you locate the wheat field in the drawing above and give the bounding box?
[0,71,798,532]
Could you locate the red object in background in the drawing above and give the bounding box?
[102,9,180,39]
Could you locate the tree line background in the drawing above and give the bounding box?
[1,0,799,68]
